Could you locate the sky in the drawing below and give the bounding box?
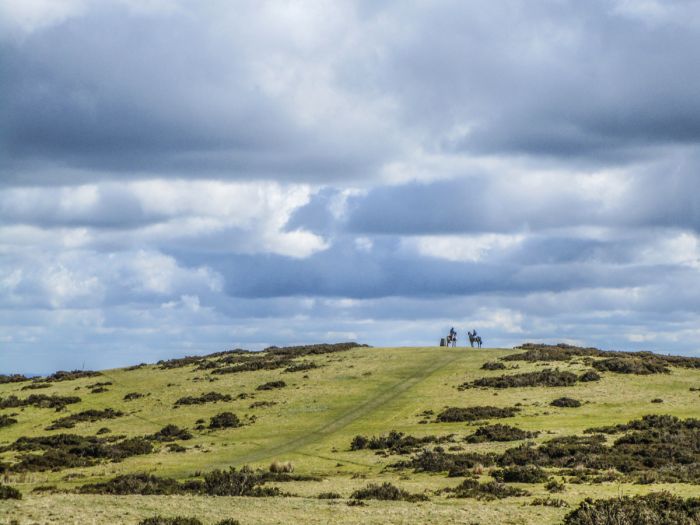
[2,0,700,373]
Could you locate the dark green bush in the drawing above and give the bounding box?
[436,406,520,422]
[209,412,241,429]
[0,484,22,500]
[550,397,582,408]
[256,380,286,391]
[461,369,578,389]
[593,357,669,375]
[446,479,529,500]
[46,408,123,430]
[564,492,700,525]
[149,424,193,441]
[466,424,538,443]
[138,517,202,525]
[492,465,549,483]
[481,361,506,370]
[351,482,427,502]
[174,392,232,406]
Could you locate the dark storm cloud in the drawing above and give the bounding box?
[0,3,393,185]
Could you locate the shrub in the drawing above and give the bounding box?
[503,344,603,362]
[124,392,145,401]
[492,465,549,483]
[79,473,184,495]
[0,394,81,410]
[550,397,582,408]
[481,361,506,370]
[174,392,232,406]
[0,415,18,428]
[351,482,428,502]
[436,406,520,422]
[269,460,294,473]
[318,492,341,499]
[40,370,101,382]
[209,412,241,429]
[215,520,241,525]
[447,479,529,500]
[466,424,538,443]
[396,448,496,476]
[563,492,700,525]
[531,497,568,507]
[578,370,601,382]
[461,369,578,389]
[0,484,22,500]
[249,401,276,409]
[256,380,286,391]
[284,361,319,373]
[139,517,202,525]
[349,431,447,454]
[593,357,669,375]
[150,425,193,441]
[46,408,123,430]
[545,479,566,493]
[651,398,663,403]
[202,466,280,497]
[0,374,29,384]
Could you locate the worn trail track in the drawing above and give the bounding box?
[230,349,462,466]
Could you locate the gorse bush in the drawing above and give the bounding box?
[446,479,529,500]
[481,361,506,370]
[138,518,202,525]
[0,415,18,428]
[350,431,448,454]
[46,408,123,430]
[209,412,241,429]
[550,397,582,408]
[492,465,549,483]
[256,380,286,391]
[174,392,232,406]
[593,357,670,375]
[465,424,538,443]
[563,492,700,525]
[0,394,81,410]
[351,482,428,502]
[436,406,520,422]
[0,483,22,500]
[461,369,578,389]
[149,425,193,442]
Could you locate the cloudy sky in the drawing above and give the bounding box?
[2,0,700,373]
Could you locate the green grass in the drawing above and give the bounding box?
[2,345,700,524]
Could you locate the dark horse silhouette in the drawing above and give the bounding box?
[468,330,482,348]
[446,331,457,347]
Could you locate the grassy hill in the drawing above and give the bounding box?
[1,343,700,524]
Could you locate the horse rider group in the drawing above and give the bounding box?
[441,327,482,348]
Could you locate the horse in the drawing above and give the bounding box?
[444,331,458,347]
[468,331,482,348]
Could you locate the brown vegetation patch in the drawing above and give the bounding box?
[46,408,123,430]
[465,424,538,443]
[436,406,520,422]
[460,369,578,389]
[0,394,81,410]
[174,392,232,406]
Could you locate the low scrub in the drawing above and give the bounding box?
[395,447,496,476]
[269,460,294,473]
[593,357,669,375]
[578,370,601,382]
[481,361,506,370]
[256,380,286,391]
[1,434,153,472]
[466,424,538,443]
[446,479,529,500]
[0,394,81,410]
[138,518,202,525]
[46,408,123,430]
[461,369,578,389]
[0,374,30,384]
[350,431,449,454]
[80,466,281,497]
[149,424,193,442]
[284,361,319,373]
[174,392,232,406]
[531,497,568,508]
[351,482,428,502]
[503,344,603,362]
[563,492,700,525]
[0,415,18,428]
[436,406,520,422]
[124,392,144,401]
[40,370,101,383]
[550,397,582,408]
[0,483,22,500]
[492,465,549,483]
[20,383,51,390]
[209,412,241,429]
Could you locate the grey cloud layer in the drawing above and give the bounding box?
[2,0,700,372]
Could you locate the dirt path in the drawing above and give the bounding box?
[230,349,462,466]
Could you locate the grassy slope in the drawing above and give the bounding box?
[2,345,700,524]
